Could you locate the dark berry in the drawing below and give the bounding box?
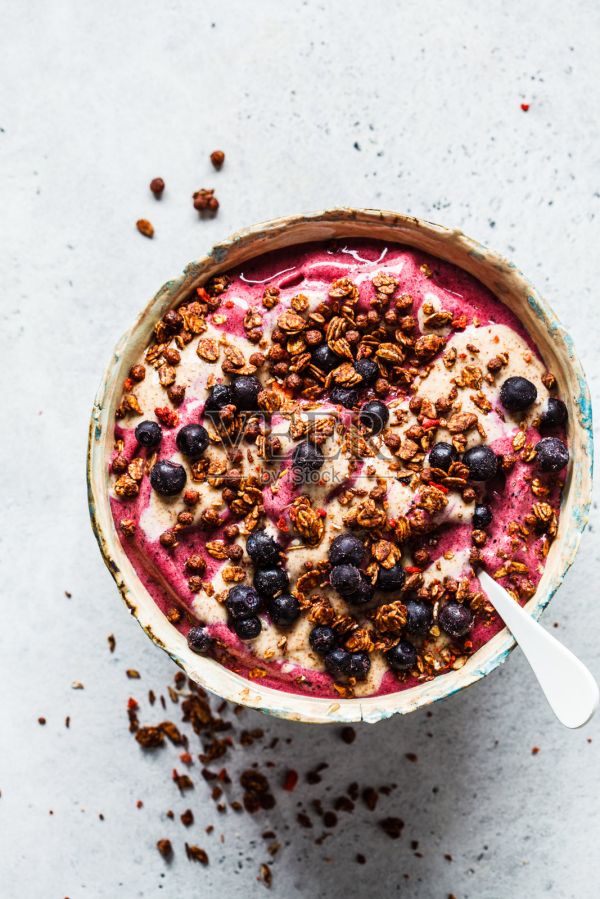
[150,460,187,496]
[499,376,538,412]
[233,616,262,640]
[540,397,568,430]
[405,599,433,636]
[204,384,233,415]
[329,533,365,567]
[386,640,417,672]
[359,400,389,435]
[428,441,458,471]
[309,625,336,656]
[246,530,282,568]
[330,564,362,596]
[187,626,212,654]
[231,374,261,410]
[438,601,473,638]
[346,651,371,681]
[330,386,360,409]
[291,442,324,480]
[269,594,300,628]
[225,585,263,620]
[354,358,379,387]
[463,445,498,481]
[253,567,289,599]
[135,420,162,448]
[473,504,493,529]
[345,576,375,606]
[376,563,406,593]
[324,647,352,676]
[176,424,209,458]
[312,344,343,373]
[535,437,569,472]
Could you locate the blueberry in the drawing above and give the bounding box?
[324,647,352,676]
[540,397,568,430]
[246,530,282,568]
[291,442,324,480]
[233,616,262,640]
[312,344,343,373]
[463,445,498,481]
[309,625,337,656]
[359,400,389,435]
[376,563,406,593]
[354,358,379,387]
[330,564,362,596]
[253,567,290,599]
[135,420,163,448]
[428,442,458,472]
[330,386,360,409]
[150,460,187,495]
[535,436,569,473]
[405,599,433,636]
[329,533,365,567]
[231,374,261,410]
[499,376,538,412]
[269,593,300,628]
[204,383,233,415]
[187,626,213,654]
[473,504,493,529]
[386,640,417,672]
[438,601,473,638]
[225,585,263,620]
[176,424,209,458]
[345,575,375,606]
[346,651,371,681]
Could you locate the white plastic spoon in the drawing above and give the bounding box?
[479,571,599,728]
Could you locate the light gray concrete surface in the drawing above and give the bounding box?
[2,1,600,896]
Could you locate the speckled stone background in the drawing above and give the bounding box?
[2,1,600,897]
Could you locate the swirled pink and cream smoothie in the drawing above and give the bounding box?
[109,240,569,699]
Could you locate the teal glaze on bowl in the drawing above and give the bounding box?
[87,209,593,725]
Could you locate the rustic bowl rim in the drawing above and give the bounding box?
[87,208,593,724]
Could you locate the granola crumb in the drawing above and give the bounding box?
[136,218,154,238]
[149,177,165,198]
[210,150,225,169]
[156,838,173,860]
[185,843,209,864]
[193,188,219,214]
[258,862,272,887]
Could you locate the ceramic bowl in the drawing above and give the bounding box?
[87,209,593,724]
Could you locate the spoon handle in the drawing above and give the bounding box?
[478,571,599,728]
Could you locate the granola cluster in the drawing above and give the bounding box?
[110,242,568,698]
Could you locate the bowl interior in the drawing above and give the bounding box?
[88,209,593,724]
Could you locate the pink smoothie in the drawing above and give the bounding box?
[109,240,567,699]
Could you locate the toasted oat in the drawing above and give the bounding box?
[197,338,220,362]
[114,475,140,498]
[289,496,325,546]
[373,601,408,635]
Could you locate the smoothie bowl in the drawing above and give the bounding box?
[88,209,593,724]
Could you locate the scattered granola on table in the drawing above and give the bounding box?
[109,240,569,698]
[128,668,408,883]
